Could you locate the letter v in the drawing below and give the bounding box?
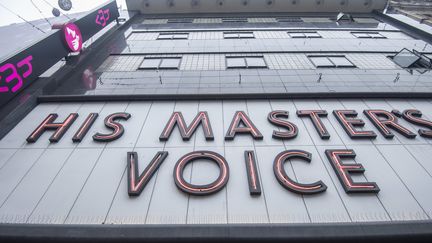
[127,151,168,196]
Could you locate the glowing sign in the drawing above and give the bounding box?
[95,9,110,27]
[63,23,82,52]
[0,56,33,93]
[24,107,432,197]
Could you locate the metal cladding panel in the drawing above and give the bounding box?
[1,99,432,224]
[126,0,388,13]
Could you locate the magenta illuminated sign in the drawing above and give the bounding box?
[95,8,110,27]
[63,23,82,52]
[0,56,33,93]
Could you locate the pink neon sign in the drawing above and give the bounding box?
[95,9,110,27]
[63,23,82,52]
[0,55,33,93]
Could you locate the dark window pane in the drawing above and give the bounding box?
[393,49,420,68]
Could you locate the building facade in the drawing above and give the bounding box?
[1,0,432,241]
[389,0,432,26]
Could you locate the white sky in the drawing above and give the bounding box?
[0,0,127,27]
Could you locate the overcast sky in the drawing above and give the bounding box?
[0,0,127,27]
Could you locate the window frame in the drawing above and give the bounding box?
[351,32,386,39]
[288,31,322,38]
[390,48,432,69]
[157,33,189,40]
[222,17,248,23]
[138,57,182,70]
[223,32,255,39]
[167,18,193,24]
[225,56,268,69]
[308,55,356,68]
[276,17,303,23]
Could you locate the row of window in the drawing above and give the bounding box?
[142,17,379,24]
[146,31,389,40]
[138,55,358,70]
[98,53,410,72]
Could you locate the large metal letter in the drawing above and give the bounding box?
[325,149,379,193]
[244,151,262,196]
[93,112,131,142]
[364,110,416,139]
[159,111,214,141]
[273,150,327,195]
[297,110,330,139]
[395,109,432,138]
[268,110,298,139]
[127,151,169,196]
[174,151,229,196]
[27,113,78,143]
[333,110,376,139]
[225,111,263,140]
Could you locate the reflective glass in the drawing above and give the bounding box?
[393,49,420,68]
[139,59,161,69]
[305,32,322,38]
[160,58,181,69]
[227,58,246,68]
[288,33,306,38]
[239,33,255,38]
[329,56,355,67]
[157,34,173,40]
[309,57,334,67]
[173,34,189,39]
[246,57,267,68]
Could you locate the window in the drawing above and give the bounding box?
[391,48,432,69]
[157,33,189,40]
[353,18,380,24]
[276,17,303,23]
[335,12,354,23]
[226,56,267,69]
[223,32,255,39]
[309,56,356,68]
[139,57,182,70]
[222,17,248,23]
[351,32,386,39]
[167,18,193,23]
[288,31,322,38]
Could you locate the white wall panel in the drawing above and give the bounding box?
[352,145,429,221]
[225,146,268,224]
[0,149,73,223]
[0,104,59,149]
[135,101,175,148]
[105,147,163,224]
[27,148,104,224]
[145,147,190,224]
[187,147,227,224]
[0,149,45,208]
[255,146,311,223]
[0,149,16,169]
[377,145,432,218]
[65,148,129,224]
